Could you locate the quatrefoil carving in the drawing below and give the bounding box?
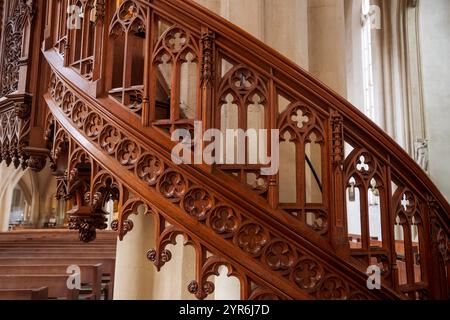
[167,31,187,52]
[291,109,310,129]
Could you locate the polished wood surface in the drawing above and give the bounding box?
[0,264,103,300]
[0,287,48,300]
[0,230,116,300]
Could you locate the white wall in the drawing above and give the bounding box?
[419,0,450,201]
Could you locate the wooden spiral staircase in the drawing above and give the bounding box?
[1,0,449,300]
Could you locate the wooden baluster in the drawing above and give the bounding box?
[142,7,151,126]
[91,0,105,82]
[384,163,397,289]
[267,76,277,209]
[146,13,159,126]
[66,0,76,67]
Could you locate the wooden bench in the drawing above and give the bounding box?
[0,241,115,246]
[0,264,103,300]
[0,275,79,299]
[0,252,115,258]
[0,230,117,299]
[0,230,117,242]
[0,246,116,255]
[0,287,48,300]
[0,257,115,299]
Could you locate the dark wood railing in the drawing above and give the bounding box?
[1,0,449,300]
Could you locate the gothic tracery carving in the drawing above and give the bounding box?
[0,0,34,97]
[0,95,34,170]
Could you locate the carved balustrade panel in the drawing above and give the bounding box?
[149,17,201,131]
[52,0,69,56]
[342,133,445,299]
[276,94,329,235]
[49,0,106,79]
[390,184,428,299]
[106,0,147,115]
[344,146,388,251]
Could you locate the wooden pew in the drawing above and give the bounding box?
[0,252,115,258]
[0,230,117,299]
[0,287,48,300]
[0,248,116,254]
[0,257,115,299]
[0,275,79,299]
[0,230,117,242]
[0,246,116,251]
[0,264,103,300]
[0,242,115,246]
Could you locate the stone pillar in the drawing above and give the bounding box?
[264,0,309,69]
[344,0,365,109]
[221,0,265,40]
[308,0,348,96]
[113,213,155,300]
[194,0,222,14]
[419,0,450,201]
[194,0,310,69]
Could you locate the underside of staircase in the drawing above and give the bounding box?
[0,0,449,300]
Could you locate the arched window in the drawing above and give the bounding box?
[9,187,26,228]
[361,0,376,121]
